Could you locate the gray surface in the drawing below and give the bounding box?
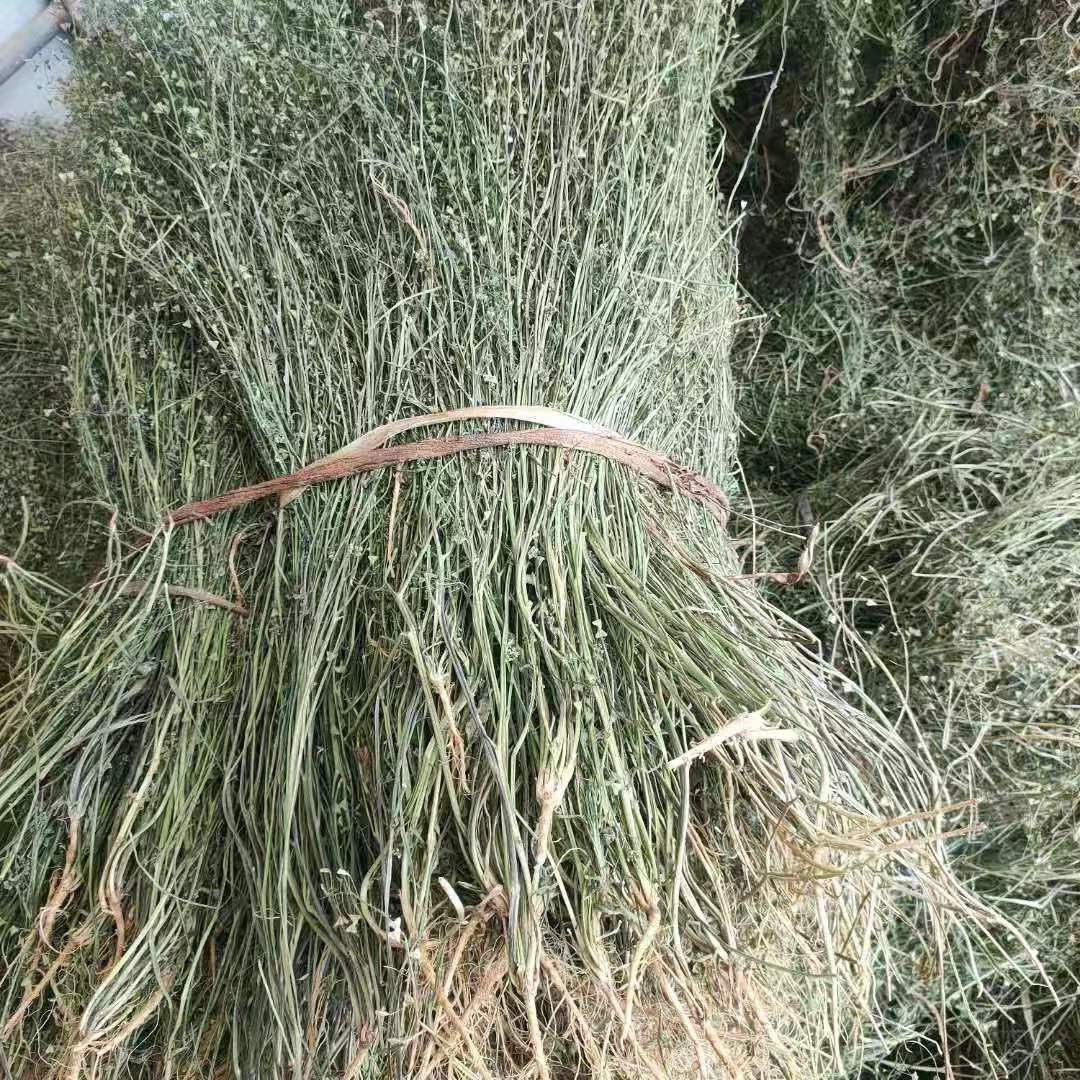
[0,1,72,124]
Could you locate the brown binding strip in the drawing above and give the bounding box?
[162,427,729,531]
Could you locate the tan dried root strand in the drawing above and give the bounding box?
[701,1017,743,1076]
[524,971,553,1080]
[540,955,605,1072]
[417,950,495,1080]
[414,889,507,1079]
[164,428,729,530]
[735,969,784,1067]
[38,815,82,952]
[442,886,507,995]
[621,888,661,1046]
[658,975,713,1078]
[2,920,93,1041]
[64,1044,88,1080]
[671,969,744,1075]
[598,978,667,1080]
[66,982,169,1080]
[89,986,168,1053]
[98,876,127,972]
[416,953,509,1080]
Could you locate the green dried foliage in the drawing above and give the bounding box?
[0,133,96,699]
[0,132,95,577]
[726,0,1080,1074]
[0,1,986,1077]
